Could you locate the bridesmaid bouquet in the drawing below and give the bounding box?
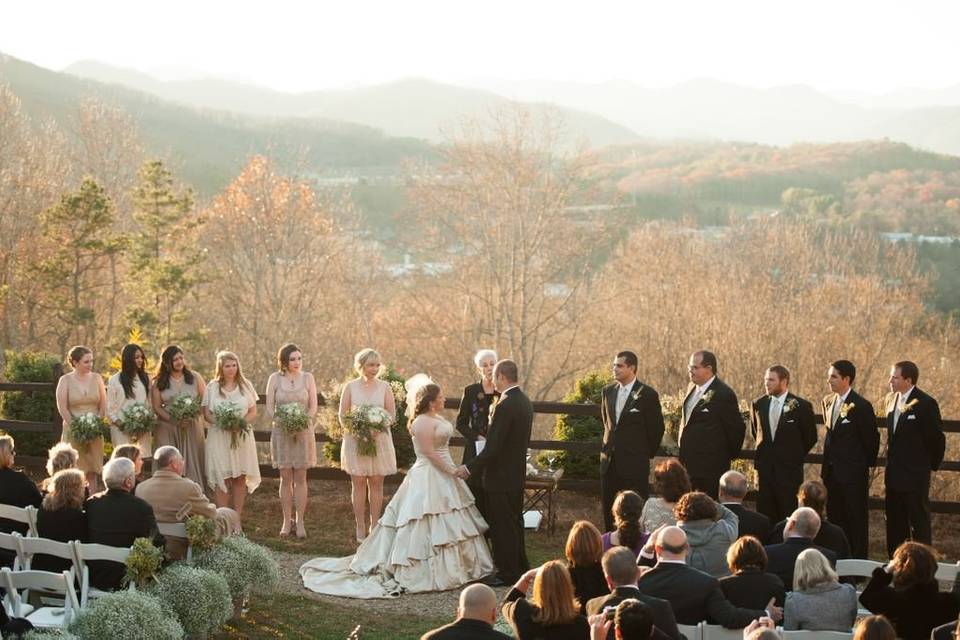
[167,394,201,432]
[213,402,251,449]
[118,402,157,442]
[343,405,392,456]
[274,402,309,436]
[68,412,106,450]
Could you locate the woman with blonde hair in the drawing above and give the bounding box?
[502,560,589,639]
[55,345,107,491]
[202,350,260,517]
[784,548,857,631]
[853,615,896,640]
[35,468,87,572]
[41,442,79,492]
[337,348,397,543]
[564,520,607,614]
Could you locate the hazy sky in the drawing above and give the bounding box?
[2,0,958,94]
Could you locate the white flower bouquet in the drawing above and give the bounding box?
[67,412,105,449]
[118,401,157,442]
[213,401,250,449]
[343,404,393,456]
[167,394,200,431]
[274,402,309,436]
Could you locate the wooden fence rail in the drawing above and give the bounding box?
[2,382,959,513]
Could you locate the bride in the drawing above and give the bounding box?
[299,375,494,598]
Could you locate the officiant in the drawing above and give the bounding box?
[455,349,500,522]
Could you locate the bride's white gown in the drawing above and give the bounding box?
[299,416,494,598]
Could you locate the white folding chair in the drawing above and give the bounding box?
[0,531,24,570]
[835,558,883,580]
[782,630,854,640]
[71,542,134,607]
[0,568,79,628]
[678,622,702,640]
[700,623,743,640]
[16,536,78,606]
[935,561,960,584]
[0,505,38,537]
[156,521,192,562]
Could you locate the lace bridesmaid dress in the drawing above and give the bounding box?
[106,374,153,458]
[270,373,317,469]
[339,379,397,476]
[202,381,261,495]
[155,377,207,488]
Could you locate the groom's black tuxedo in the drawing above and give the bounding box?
[466,385,533,582]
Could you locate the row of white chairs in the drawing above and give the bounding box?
[1,567,81,629]
[0,504,38,537]
[679,623,852,640]
[835,558,960,583]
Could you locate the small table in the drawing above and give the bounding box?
[523,468,563,535]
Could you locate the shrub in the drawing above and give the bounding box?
[193,535,280,601]
[124,537,164,588]
[147,563,232,638]
[546,371,610,479]
[67,590,183,640]
[0,350,61,456]
[185,514,218,551]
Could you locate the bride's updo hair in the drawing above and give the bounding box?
[409,383,441,431]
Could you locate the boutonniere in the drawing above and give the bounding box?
[783,398,799,414]
[632,385,645,401]
[699,390,715,405]
[902,398,919,413]
[839,402,855,418]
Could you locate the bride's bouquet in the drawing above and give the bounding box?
[117,402,157,443]
[343,405,392,456]
[167,394,201,432]
[213,402,251,449]
[68,412,106,449]
[275,402,309,436]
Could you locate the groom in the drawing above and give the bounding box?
[456,359,532,586]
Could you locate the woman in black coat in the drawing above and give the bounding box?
[565,521,609,614]
[719,535,786,608]
[34,468,88,572]
[503,561,590,640]
[455,349,500,521]
[859,542,960,640]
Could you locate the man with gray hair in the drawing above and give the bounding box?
[763,507,836,590]
[85,456,160,590]
[718,470,770,541]
[421,583,511,639]
[136,446,241,559]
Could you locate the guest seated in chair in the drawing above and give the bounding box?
[35,468,88,572]
[720,536,786,609]
[783,548,856,631]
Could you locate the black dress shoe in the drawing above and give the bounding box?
[480,574,507,587]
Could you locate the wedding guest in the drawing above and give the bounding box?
[455,348,499,523]
[783,548,856,631]
[422,584,511,640]
[202,351,260,518]
[565,520,607,615]
[112,443,143,480]
[35,468,88,572]
[853,615,896,640]
[720,536,786,609]
[106,343,153,458]
[55,345,107,492]
[931,619,960,640]
[765,507,836,591]
[265,343,318,539]
[766,481,850,559]
[640,460,690,532]
[502,561,590,640]
[674,491,738,578]
[859,542,960,640]
[41,442,80,493]
[85,457,159,590]
[338,348,397,543]
[719,470,770,542]
[151,345,207,488]
[0,434,43,566]
[603,490,649,554]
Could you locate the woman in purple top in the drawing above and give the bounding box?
[602,490,649,554]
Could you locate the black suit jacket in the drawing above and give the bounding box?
[859,567,960,640]
[600,379,665,479]
[636,562,764,628]
[723,503,770,542]
[883,387,946,493]
[750,393,817,488]
[679,378,744,481]
[768,518,850,559]
[0,467,43,535]
[719,568,786,608]
[455,382,499,466]
[821,389,879,485]
[467,386,533,493]
[34,506,88,572]
[586,586,681,640]
[421,618,512,640]
[764,537,836,590]
[85,489,159,590]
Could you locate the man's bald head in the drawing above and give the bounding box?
[718,470,748,502]
[655,526,688,559]
[785,506,821,540]
[458,584,497,623]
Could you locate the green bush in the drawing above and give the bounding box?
[192,535,280,601]
[0,350,61,456]
[147,563,232,638]
[546,370,610,479]
[67,590,183,640]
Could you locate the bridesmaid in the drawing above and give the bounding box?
[151,345,207,488]
[54,346,107,492]
[106,343,153,459]
[455,348,499,522]
[338,348,397,543]
[265,343,318,539]
[202,350,260,518]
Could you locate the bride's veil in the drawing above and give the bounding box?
[403,373,434,422]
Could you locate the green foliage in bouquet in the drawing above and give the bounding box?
[192,535,280,601]
[67,590,183,640]
[147,563,232,638]
[185,514,218,552]
[117,401,157,442]
[274,401,309,436]
[0,350,61,455]
[546,370,610,479]
[123,537,163,588]
[213,401,250,449]
[68,413,107,450]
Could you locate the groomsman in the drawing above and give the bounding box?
[883,360,945,557]
[679,350,744,500]
[600,350,665,532]
[821,359,879,560]
[749,365,818,523]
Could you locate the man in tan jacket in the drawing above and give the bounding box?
[136,445,241,559]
